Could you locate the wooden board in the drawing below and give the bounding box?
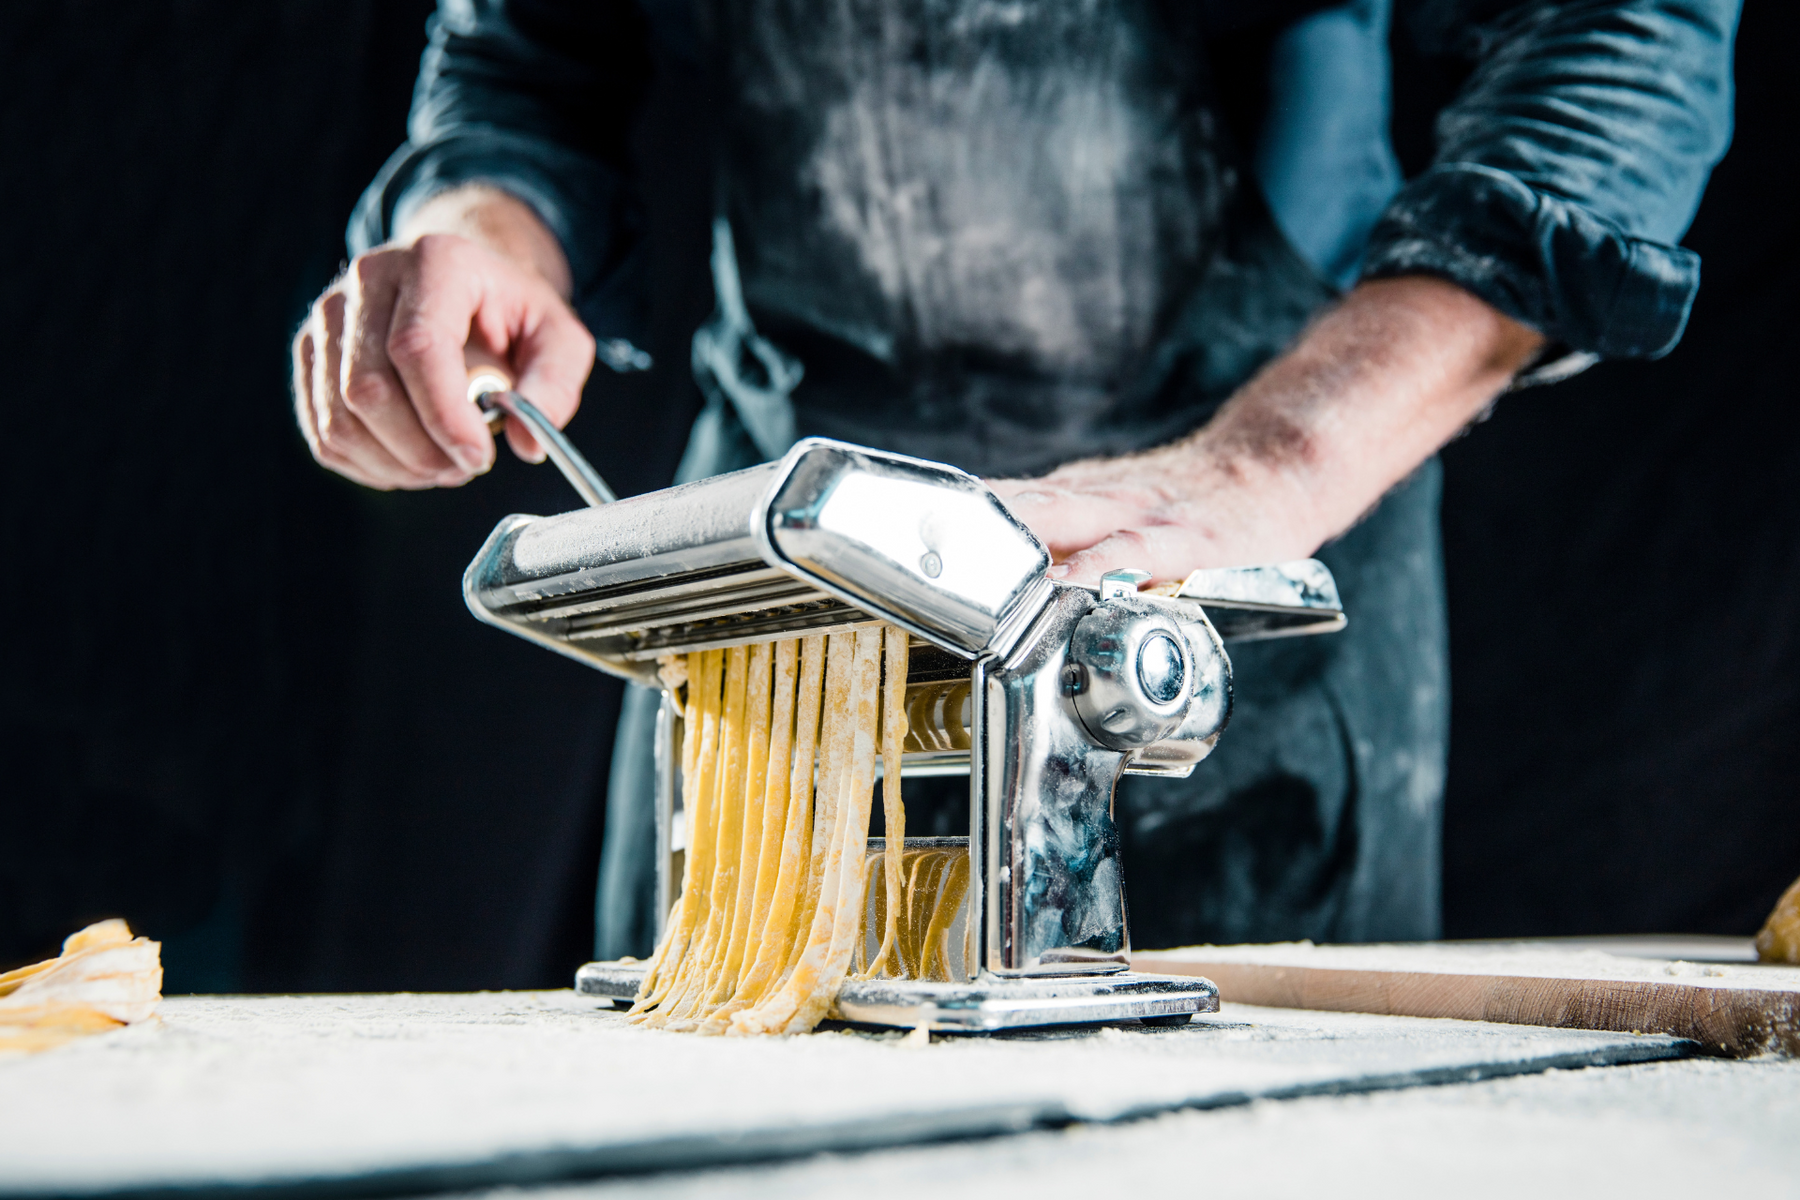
[1134,936,1800,1057]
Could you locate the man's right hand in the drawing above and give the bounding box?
[292,186,596,491]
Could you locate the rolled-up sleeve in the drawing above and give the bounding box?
[347,0,652,344]
[1364,0,1741,358]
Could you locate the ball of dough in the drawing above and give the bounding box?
[1755,875,1800,964]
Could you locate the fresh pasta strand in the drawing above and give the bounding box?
[661,644,751,1028]
[632,625,931,1036]
[749,635,825,993]
[906,850,950,978]
[645,654,721,1026]
[858,626,910,980]
[707,640,772,1007]
[852,844,974,983]
[732,628,882,1035]
[632,650,718,1018]
[923,851,972,980]
[744,638,800,957]
[730,632,862,1031]
[695,639,800,1032]
[785,632,854,979]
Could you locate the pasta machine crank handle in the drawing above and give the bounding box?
[467,369,616,508]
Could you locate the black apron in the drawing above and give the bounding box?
[598,0,1446,956]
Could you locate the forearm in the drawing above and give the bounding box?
[994,276,1544,581]
[1187,276,1544,556]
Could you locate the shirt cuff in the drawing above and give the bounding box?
[346,131,646,348]
[1360,163,1700,360]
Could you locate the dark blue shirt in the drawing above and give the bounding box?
[351,0,1739,953]
[352,0,1739,440]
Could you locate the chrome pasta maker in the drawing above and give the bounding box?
[464,421,1344,1032]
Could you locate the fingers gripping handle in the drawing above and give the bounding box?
[476,385,616,508]
[467,368,615,509]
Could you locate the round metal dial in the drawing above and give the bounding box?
[1136,632,1186,704]
[1067,599,1195,750]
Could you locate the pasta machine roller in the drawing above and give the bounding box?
[464,434,1344,1031]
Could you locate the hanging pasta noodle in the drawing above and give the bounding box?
[630,623,921,1036]
[853,843,973,982]
[857,627,909,982]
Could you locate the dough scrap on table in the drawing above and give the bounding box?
[0,919,162,1055]
[1757,874,1800,964]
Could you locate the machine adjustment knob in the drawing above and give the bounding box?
[1067,598,1196,750]
[1136,631,1186,704]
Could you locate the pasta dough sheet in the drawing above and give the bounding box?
[632,625,924,1036]
[1759,874,1800,964]
[0,920,162,1055]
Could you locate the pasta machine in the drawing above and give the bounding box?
[463,419,1344,1032]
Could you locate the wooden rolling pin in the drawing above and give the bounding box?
[1134,937,1800,1057]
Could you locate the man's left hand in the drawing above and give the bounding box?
[990,276,1546,585]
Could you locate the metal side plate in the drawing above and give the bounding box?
[757,439,1054,659]
[575,961,1219,1033]
[1175,560,1346,642]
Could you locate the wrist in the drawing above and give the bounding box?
[1180,426,1339,562]
[395,185,574,301]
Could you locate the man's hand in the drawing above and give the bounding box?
[990,277,1546,584]
[292,186,595,490]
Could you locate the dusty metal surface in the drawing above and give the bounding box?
[466,438,1347,1023]
[576,962,1219,1031]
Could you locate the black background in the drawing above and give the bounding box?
[1,1,1793,990]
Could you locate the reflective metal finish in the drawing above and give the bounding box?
[981,581,1235,974]
[471,383,618,508]
[461,437,1342,1028]
[832,971,1218,1031]
[463,440,1051,684]
[574,959,1219,1032]
[1098,567,1151,600]
[1138,633,1185,703]
[1066,598,1195,750]
[985,586,1132,974]
[757,441,1052,657]
[1124,604,1231,777]
[1175,560,1347,641]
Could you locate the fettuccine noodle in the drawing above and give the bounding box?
[632,624,958,1035]
[854,843,972,983]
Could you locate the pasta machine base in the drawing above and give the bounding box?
[574,960,1220,1033]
